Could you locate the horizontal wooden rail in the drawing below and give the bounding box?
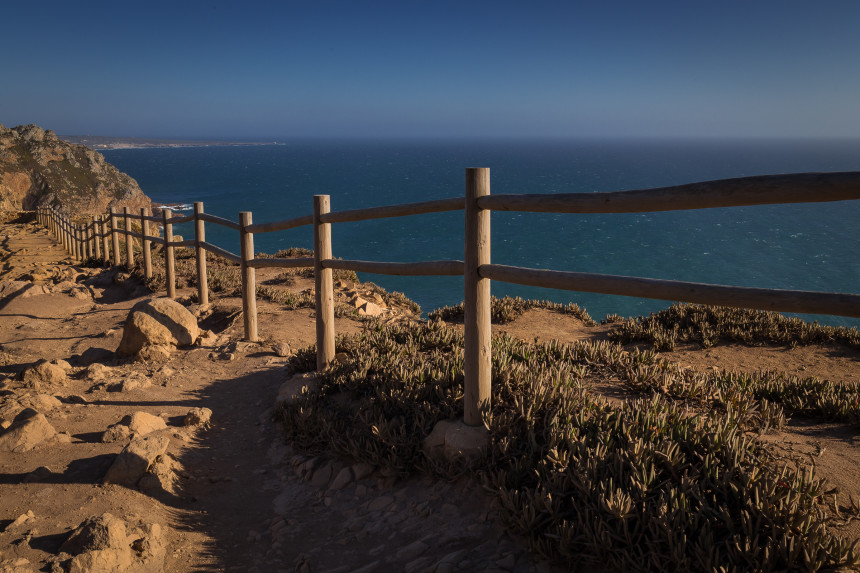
[167,214,194,224]
[320,197,464,224]
[480,264,860,319]
[248,256,314,269]
[199,241,241,263]
[149,236,166,245]
[245,214,313,234]
[170,239,197,248]
[479,172,860,214]
[323,258,464,276]
[198,213,241,231]
[123,212,145,221]
[142,215,162,223]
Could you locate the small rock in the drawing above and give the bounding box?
[272,342,291,357]
[395,540,428,561]
[367,495,394,512]
[50,359,72,370]
[103,435,170,487]
[102,424,131,443]
[78,347,114,366]
[0,409,57,452]
[118,378,151,392]
[20,359,66,389]
[0,557,34,573]
[84,363,109,381]
[18,393,61,413]
[60,513,128,554]
[22,466,53,483]
[127,412,167,436]
[3,510,35,532]
[276,373,318,407]
[310,462,334,488]
[351,462,375,481]
[329,467,355,491]
[183,407,212,427]
[135,345,172,363]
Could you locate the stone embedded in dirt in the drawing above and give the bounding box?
[84,363,110,381]
[79,347,115,366]
[19,359,66,389]
[116,297,200,357]
[273,342,291,357]
[138,453,180,497]
[0,408,57,452]
[196,329,218,346]
[348,296,368,309]
[276,373,319,407]
[115,378,152,392]
[183,407,212,427]
[18,393,62,413]
[329,467,355,491]
[3,510,35,532]
[358,300,384,317]
[102,424,131,444]
[67,548,134,573]
[422,418,489,462]
[126,412,167,436]
[22,465,53,483]
[60,512,128,555]
[135,344,172,363]
[50,358,72,370]
[0,557,34,573]
[129,522,166,566]
[103,435,170,487]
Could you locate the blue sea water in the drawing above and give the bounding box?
[103,138,860,327]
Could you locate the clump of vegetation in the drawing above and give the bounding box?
[429,295,594,325]
[608,303,860,351]
[281,320,858,571]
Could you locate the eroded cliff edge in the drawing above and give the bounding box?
[0,123,151,217]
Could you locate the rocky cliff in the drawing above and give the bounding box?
[0,124,151,218]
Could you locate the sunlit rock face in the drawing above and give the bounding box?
[0,123,151,217]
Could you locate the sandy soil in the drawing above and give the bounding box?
[1,216,858,572]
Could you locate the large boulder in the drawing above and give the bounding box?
[116,298,199,357]
[0,409,57,452]
[60,513,128,555]
[20,359,66,389]
[103,435,169,487]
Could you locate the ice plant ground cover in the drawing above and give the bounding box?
[280,318,859,571]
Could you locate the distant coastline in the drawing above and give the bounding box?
[60,135,281,150]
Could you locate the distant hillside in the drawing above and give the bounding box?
[0,124,151,218]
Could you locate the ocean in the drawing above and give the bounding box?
[103,138,860,327]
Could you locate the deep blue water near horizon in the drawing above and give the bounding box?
[103,138,860,328]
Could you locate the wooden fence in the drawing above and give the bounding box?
[36,169,860,426]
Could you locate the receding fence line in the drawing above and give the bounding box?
[35,168,860,429]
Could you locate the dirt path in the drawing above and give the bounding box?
[0,218,556,573]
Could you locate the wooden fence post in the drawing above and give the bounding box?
[313,195,335,370]
[92,216,101,260]
[124,207,134,269]
[464,167,492,426]
[194,202,209,306]
[101,216,111,263]
[61,216,68,254]
[239,211,258,342]
[110,207,121,267]
[163,209,176,299]
[74,225,81,261]
[141,208,152,279]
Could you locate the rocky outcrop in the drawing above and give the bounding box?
[0,124,151,217]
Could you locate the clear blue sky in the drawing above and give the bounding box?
[2,0,859,139]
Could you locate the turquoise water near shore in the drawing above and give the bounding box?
[103,138,860,327]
